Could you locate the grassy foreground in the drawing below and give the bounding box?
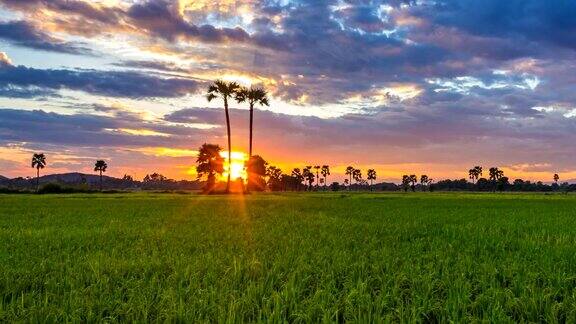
[1,192,576,322]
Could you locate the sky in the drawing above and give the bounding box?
[0,0,575,183]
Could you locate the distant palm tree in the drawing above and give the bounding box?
[353,169,362,188]
[314,165,321,189]
[367,169,376,190]
[321,165,330,190]
[409,174,418,192]
[207,80,241,193]
[469,166,482,184]
[303,166,314,190]
[489,167,504,192]
[31,153,46,192]
[345,166,354,190]
[401,175,410,192]
[94,160,108,191]
[291,168,304,191]
[420,174,429,191]
[554,173,560,185]
[235,87,269,162]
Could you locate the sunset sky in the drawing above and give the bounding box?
[0,0,575,182]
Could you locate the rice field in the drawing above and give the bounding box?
[1,192,576,322]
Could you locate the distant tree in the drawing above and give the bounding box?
[497,176,510,192]
[344,179,349,187]
[291,168,304,191]
[367,169,377,190]
[235,87,269,165]
[321,165,330,190]
[330,181,340,191]
[94,160,108,191]
[352,169,362,188]
[303,166,314,190]
[196,143,225,193]
[554,173,560,185]
[143,173,169,183]
[31,153,46,192]
[246,155,268,191]
[314,165,321,189]
[420,174,429,191]
[345,166,354,190]
[401,175,410,192]
[468,166,482,184]
[409,174,418,192]
[266,165,283,191]
[489,167,504,192]
[122,174,134,182]
[207,80,241,193]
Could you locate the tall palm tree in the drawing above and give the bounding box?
[207,80,241,193]
[321,165,330,190]
[345,166,354,190]
[235,87,269,161]
[94,160,108,191]
[367,169,376,190]
[314,165,320,189]
[31,153,46,192]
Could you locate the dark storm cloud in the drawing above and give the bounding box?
[0,63,200,99]
[0,21,94,55]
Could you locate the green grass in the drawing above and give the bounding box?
[1,192,576,322]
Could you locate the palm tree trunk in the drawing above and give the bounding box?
[224,96,232,193]
[247,103,254,193]
[100,171,103,191]
[36,168,39,192]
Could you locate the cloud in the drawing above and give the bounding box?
[0,63,201,98]
[0,20,94,55]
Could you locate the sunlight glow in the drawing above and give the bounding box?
[220,151,248,181]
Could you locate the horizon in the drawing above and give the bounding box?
[1,1,575,183]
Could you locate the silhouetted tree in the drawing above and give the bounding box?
[94,160,108,191]
[489,167,504,192]
[196,143,225,193]
[321,165,330,190]
[291,168,304,191]
[31,153,46,192]
[420,174,429,191]
[303,166,315,191]
[266,165,283,191]
[345,166,354,190]
[401,175,410,192]
[314,165,321,189]
[353,169,362,188]
[122,174,134,182]
[247,155,268,191]
[207,80,241,193]
[554,173,560,185]
[409,174,418,192]
[236,87,269,164]
[468,166,482,184]
[367,169,376,190]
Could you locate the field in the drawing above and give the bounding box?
[1,192,576,322]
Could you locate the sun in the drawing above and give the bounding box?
[220,151,248,181]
